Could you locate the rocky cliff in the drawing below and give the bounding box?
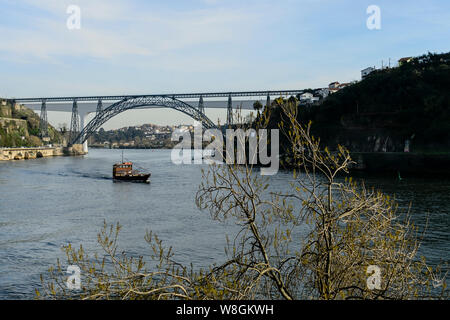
[0,100,63,147]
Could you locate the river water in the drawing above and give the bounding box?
[0,149,449,299]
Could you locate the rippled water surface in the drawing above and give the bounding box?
[0,149,448,299]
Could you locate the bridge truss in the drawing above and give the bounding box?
[13,89,305,145]
[14,90,304,103]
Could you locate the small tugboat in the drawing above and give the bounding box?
[113,152,151,183]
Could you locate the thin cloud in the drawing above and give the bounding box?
[0,1,268,61]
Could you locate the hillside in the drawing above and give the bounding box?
[89,124,180,149]
[0,100,63,147]
[268,52,450,155]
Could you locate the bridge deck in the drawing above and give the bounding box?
[13,90,305,103]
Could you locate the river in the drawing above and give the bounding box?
[0,149,449,299]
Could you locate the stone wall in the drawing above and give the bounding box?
[0,105,12,118]
[0,146,65,161]
[62,144,86,156]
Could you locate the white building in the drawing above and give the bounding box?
[361,67,376,79]
[299,92,319,104]
[299,92,313,102]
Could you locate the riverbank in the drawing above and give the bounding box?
[349,152,450,176]
[0,144,86,161]
[279,151,450,177]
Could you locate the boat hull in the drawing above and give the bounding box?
[113,174,151,183]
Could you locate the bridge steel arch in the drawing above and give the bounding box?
[70,95,218,145]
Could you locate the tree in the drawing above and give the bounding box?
[275,102,447,299]
[38,102,447,300]
[253,101,263,117]
[58,123,68,134]
[195,102,447,299]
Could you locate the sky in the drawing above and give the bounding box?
[0,0,449,129]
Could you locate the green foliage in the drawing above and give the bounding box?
[93,127,147,144]
[0,102,62,147]
[253,101,263,112]
[325,55,448,117]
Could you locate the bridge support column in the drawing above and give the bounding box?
[80,112,89,153]
[69,100,80,145]
[39,100,49,139]
[227,94,233,127]
[198,95,205,127]
[198,95,205,114]
[266,93,271,109]
[96,99,103,114]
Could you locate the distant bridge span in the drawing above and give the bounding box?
[13,89,305,151]
[14,90,304,103]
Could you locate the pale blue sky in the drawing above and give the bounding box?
[0,0,449,128]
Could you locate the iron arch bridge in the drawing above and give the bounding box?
[71,95,217,145]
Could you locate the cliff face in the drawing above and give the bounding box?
[0,117,29,136]
[311,113,419,153]
[0,100,62,147]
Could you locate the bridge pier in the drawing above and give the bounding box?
[68,99,89,153]
[198,95,204,114]
[96,99,103,114]
[69,100,80,145]
[39,99,49,139]
[198,95,205,127]
[80,112,89,153]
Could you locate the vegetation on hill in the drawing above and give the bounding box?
[90,125,177,149]
[92,126,148,144]
[0,101,62,147]
[267,52,450,154]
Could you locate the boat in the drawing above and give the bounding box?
[113,153,151,183]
